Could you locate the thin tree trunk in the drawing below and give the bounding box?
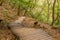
[51,0,56,26]
[17,5,20,16]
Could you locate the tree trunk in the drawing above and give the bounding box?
[51,0,56,26]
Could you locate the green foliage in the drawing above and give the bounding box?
[2,0,60,27]
[10,0,20,8]
[55,20,60,27]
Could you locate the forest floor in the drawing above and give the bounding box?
[0,6,60,40]
[0,6,18,40]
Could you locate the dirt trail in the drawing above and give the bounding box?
[10,27,56,40]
